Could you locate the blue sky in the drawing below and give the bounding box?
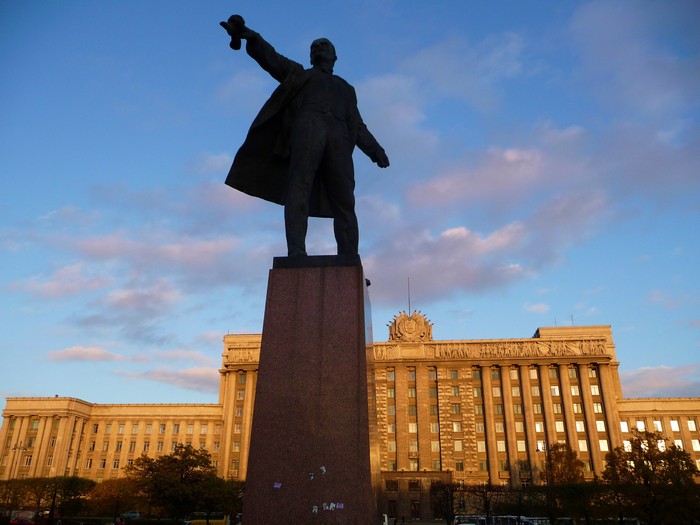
[1,0,699,405]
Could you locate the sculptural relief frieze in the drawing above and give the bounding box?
[372,338,609,361]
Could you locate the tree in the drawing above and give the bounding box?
[125,444,221,519]
[430,481,459,525]
[602,429,700,525]
[85,478,141,519]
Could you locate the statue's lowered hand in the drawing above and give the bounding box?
[374,150,390,168]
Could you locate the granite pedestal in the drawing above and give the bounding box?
[242,255,377,524]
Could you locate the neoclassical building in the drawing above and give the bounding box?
[2,312,700,520]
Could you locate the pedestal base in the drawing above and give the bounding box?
[242,257,375,524]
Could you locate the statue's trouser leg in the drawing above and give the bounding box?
[286,115,327,256]
[322,123,358,255]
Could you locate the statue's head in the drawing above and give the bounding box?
[310,38,337,68]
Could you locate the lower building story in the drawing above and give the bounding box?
[2,312,700,521]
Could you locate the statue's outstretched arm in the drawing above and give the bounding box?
[220,15,301,84]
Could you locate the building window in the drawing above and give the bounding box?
[671,420,680,432]
[113,459,120,469]
[428,386,438,398]
[692,440,700,452]
[129,441,136,452]
[157,441,164,452]
[408,388,417,398]
[387,405,396,416]
[88,441,95,452]
[115,441,122,452]
[568,368,577,378]
[515,421,524,432]
[145,424,152,434]
[159,424,166,434]
[236,391,245,400]
[388,423,396,434]
[232,441,240,452]
[475,405,483,415]
[408,405,417,416]
[529,368,538,380]
[589,368,597,378]
[407,369,416,381]
[512,386,521,397]
[200,425,208,435]
[674,439,683,449]
[452,386,460,396]
[85,458,93,469]
[549,368,558,379]
[494,404,503,415]
[513,404,523,414]
[578,440,588,452]
[496,441,507,452]
[476,422,485,433]
[428,368,437,381]
[474,387,482,397]
[535,422,544,433]
[473,369,481,381]
[92,424,99,434]
[387,387,395,398]
[477,441,486,452]
[599,440,609,452]
[187,424,194,435]
[99,459,106,469]
[118,424,125,434]
[576,421,585,432]
[652,420,662,431]
[478,460,487,471]
[596,421,606,432]
[688,420,697,432]
[636,420,646,431]
[234,424,242,434]
[450,370,458,380]
[591,385,600,396]
[573,403,583,414]
[570,385,580,396]
[533,404,542,414]
[453,422,463,432]
[430,422,439,433]
[495,422,504,433]
[143,441,150,452]
[553,404,562,414]
[620,421,629,432]
[387,441,396,452]
[131,424,139,435]
[173,424,180,434]
[451,404,461,415]
[510,369,519,380]
[492,387,501,397]
[531,386,540,397]
[408,423,418,434]
[517,440,526,452]
[431,440,440,453]
[550,386,560,397]
[105,424,112,434]
[491,369,500,380]
[409,460,419,472]
[386,369,395,381]
[388,460,397,471]
[454,440,463,452]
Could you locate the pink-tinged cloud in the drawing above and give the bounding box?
[152,350,215,366]
[9,263,113,298]
[129,367,220,393]
[620,363,700,398]
[47,345,126,362]
[106,279,181,312]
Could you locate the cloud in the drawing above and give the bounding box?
[570,0,700,118]
[400,32,525,110]
[47,345,126,362]
[524,303,550,314]
[8,263,113,298]
[128,367,220,393]
[620,363,700,398]
[152,349,216,367]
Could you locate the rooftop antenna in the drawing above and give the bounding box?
[570,314,575,326]
[407,277,411,313]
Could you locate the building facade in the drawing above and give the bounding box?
[2,312,700,520]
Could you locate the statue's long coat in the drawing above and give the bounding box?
[225,33,385,218]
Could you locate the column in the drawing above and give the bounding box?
[558,365,578,450]
[501,366,519,487]
[481,366,499,484]
[520,365,540,483]
[578,364,602,475]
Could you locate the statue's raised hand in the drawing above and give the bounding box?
[219,15,247,50]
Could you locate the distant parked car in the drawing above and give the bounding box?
[120,511,140,521]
